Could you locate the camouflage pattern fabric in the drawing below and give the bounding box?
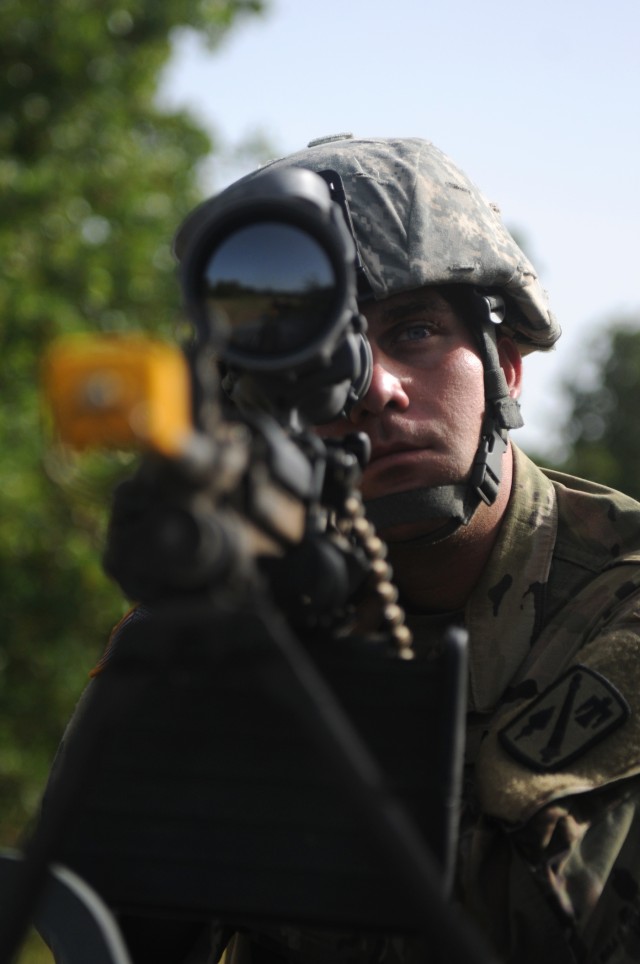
[174,136,561,355]
[456,446,640,963]
[223,446,640,963]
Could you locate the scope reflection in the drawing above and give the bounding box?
[201,222,338,359]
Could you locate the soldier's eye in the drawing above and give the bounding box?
[396,324,433,342]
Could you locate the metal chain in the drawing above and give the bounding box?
[341,493,414,660]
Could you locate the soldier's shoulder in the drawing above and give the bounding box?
[542,466,640,569]
[477,614,640,824]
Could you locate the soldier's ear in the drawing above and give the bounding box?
[497,336,522,400]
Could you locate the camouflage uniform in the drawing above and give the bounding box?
[456,443,640,964]
[224,445,640,964]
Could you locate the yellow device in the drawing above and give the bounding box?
[43,335,194,457]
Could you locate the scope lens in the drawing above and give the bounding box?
[200,222,337,359]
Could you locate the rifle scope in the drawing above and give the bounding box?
[178,167,372,424]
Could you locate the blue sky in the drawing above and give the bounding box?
[158,0,640,456]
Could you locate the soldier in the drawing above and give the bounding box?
[204,136,640,963]
[38,135,640,964]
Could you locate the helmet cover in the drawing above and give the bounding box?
[181,135,561,354]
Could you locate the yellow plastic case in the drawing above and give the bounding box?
[43,335,193,456]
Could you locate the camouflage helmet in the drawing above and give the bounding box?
[192,134,560,355]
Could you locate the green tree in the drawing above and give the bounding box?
[549,317,640,499]
[0,0,266,844]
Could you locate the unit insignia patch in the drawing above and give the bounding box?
[499,665,630,771]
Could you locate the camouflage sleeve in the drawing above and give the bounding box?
[464,567,640,964]
[516,777,640,963]
[460,776,640,964]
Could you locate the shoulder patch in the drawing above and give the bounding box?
[499,665,630,772]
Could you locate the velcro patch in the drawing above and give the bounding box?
[499,665,630,772]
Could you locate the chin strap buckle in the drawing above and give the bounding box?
[471,423,507,506]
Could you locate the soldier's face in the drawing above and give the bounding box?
[318,287,518,504]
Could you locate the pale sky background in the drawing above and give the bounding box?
[158,0,640,458]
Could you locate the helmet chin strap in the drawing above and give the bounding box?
[363,421,508,545]
[364,289,523,546]
[364,483,478,545]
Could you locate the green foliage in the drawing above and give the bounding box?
[0,0,266,844]
[548,317,640,499]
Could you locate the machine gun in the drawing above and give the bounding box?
[0,168,494,964]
